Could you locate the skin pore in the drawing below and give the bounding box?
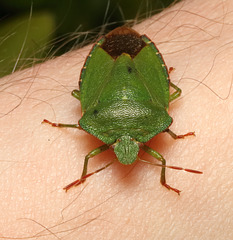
[0,0,232,239]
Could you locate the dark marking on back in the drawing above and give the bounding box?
[101,26,146,59]
[127,66,132,73]
[93,109,98,115]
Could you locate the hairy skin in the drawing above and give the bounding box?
[0,0,233,239]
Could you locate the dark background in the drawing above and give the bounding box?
[0,0,177,77]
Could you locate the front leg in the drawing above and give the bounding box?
[141,144,181,195]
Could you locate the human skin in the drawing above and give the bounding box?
[0,0,233,239]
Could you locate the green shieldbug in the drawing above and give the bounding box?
[43,26,202,195]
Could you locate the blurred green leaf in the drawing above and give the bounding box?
[0,11,55,77]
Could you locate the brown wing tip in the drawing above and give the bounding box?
[106,26,140,37]
[102,26,146,59]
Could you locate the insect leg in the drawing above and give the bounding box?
[169,82,182,102]
[164,129,195,139]
[141,144,181,195]
[42,119,81,129]
[71,89,81,100]
[64,144,110,191]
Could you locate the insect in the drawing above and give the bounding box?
[43,26,202,195]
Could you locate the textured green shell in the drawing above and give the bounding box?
[78,27,172,145]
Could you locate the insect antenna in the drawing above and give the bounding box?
[138,158,203,174]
